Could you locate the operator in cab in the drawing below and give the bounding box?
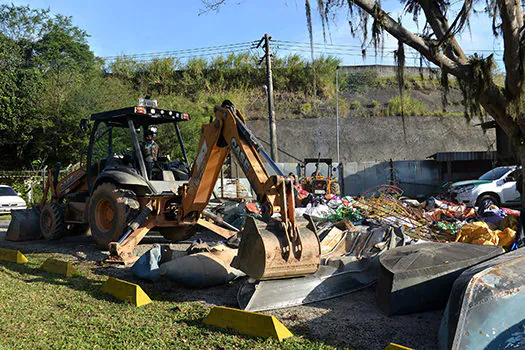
[142,129,159,180]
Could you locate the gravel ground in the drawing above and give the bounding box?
[0,220,442,349]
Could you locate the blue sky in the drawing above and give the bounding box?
[7,0,504,67]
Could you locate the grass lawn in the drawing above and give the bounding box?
[0,252,336,349]
[0,214,11,220]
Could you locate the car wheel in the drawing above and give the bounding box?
[477,194,499,209]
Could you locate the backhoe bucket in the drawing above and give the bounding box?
[5,207,42,241]
[232,216,320,280]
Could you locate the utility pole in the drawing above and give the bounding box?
[257,34,278,162]
[336,66,340,164]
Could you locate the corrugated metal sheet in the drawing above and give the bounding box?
[428,151,497,162]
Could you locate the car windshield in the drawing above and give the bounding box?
[0,187,17,196]
[479,168,510,181]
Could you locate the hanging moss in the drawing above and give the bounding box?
[370,4,385,54]
[394,39,407,140]
[441,71,449,110]
[304,0,317,96]
[455,54,494,121]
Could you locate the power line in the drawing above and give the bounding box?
[273,42,503,57]
[103,41,257,62]
[100,38,504,65]
[273,39,504,53]
[103,41,255,58]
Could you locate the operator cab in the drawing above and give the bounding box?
[86,98,191,195]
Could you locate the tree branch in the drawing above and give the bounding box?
[351,0,468,78]
[417,0,468,65]
[479,81,523,146]
[498,0,523,97]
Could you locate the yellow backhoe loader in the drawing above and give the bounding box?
[7,99,321,280]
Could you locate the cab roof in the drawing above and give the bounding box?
[90,106,190,127]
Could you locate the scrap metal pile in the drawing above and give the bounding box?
[297,184,519,249]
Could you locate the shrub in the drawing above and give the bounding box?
[300,102,312,115]
[342,69,379,92]
[386,94,428,116]
[350,100,361,110]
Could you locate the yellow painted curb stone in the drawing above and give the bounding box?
[204,306,293,342]
[40,258,78,277]
[385,343,413,350]
[0,248,28,263]
[100,277,151,307]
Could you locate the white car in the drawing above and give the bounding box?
[451,166,521,208]
[0,185,27,214]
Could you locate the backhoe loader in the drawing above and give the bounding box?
[300,155,340,196]
[7,100,321,280]
[105,100,320,280]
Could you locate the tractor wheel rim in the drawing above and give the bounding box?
[95,198,114,232]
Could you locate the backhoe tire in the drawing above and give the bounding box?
[88,183,139,250]
[329,182,341,197]
[40,203,66,240]
[157,225,198,242]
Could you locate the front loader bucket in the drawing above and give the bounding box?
[232,216,320,280]
[5,207,42,241]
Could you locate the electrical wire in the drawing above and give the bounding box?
[103,41,257,62]
[101,38,504,66]
[273,39,503,53]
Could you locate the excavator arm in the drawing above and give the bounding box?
[180,102,280,220]
[180,101,320,280]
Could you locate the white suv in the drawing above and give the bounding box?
[451,166,521,207]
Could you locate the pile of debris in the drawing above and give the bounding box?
[298,184,519,249]
[132,184,521,294]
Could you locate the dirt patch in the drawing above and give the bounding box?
[0,220,442,349]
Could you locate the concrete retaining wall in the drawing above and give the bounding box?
[247,116,495,164]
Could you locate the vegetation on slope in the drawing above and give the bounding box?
[0,4,467,170]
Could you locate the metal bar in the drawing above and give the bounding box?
[197,218,237,240]
[202,209,240,232]
[174,121,190,167]
[128,118,148,180]
[220,166,224,198]
[336,66,340,164]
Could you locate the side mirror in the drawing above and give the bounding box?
[79,119,90,133]
[17,192,21,196]
[505,176,515,183]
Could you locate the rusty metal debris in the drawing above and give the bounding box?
[353,185,453,241]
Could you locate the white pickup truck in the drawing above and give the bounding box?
[451,166,521,208]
